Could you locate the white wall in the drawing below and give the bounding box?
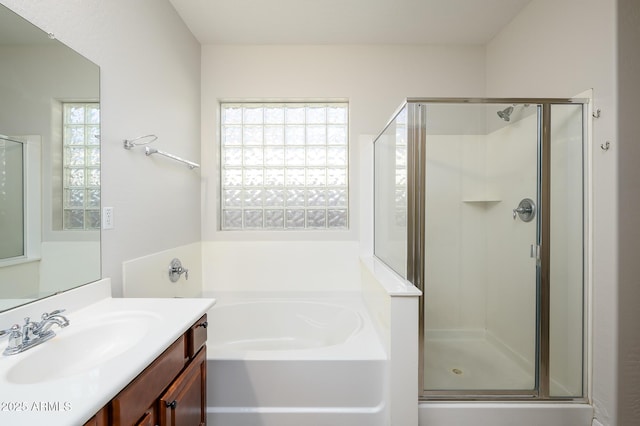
[616,0,640,423]
[0,261,38,298]
[203,241,362,293]
[122,242,202,298]
[201,44,486,292]
[486,0,617,423]
[39,241,100,294]
[0,0,202,297]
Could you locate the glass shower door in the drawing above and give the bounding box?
[421,102,539,393]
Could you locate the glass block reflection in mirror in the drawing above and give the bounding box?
[62,102,100,230]
[220,102,348,230]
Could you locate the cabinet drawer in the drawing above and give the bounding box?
[111,335,187,426]
[187,314,208,358]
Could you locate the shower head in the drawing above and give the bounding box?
[497,106,514,122]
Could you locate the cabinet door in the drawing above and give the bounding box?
[135,410,155,426]
[159,347,207,426]
[112,336,187,426]
[83,406,109,426]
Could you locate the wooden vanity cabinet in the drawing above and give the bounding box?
[113,335,188,425]
[84,314,208,426]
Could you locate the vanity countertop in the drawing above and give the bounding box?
[0,295,215,426]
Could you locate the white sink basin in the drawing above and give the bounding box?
[5,310,161,384]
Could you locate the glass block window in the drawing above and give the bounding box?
[220,102,349,230]
[62,103,100,230]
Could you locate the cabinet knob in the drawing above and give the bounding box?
[196,321,208,329]
[165,400,177,409]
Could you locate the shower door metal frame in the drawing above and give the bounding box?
[403,97,591,401]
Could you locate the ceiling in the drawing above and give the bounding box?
[0,5,57,45]
[168,0,532,45]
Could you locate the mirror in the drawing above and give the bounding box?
[0,5,101,312]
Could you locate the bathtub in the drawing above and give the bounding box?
[205,293,388,426]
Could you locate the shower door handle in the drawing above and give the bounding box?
[530,244,539,258]
[531,244,541,264]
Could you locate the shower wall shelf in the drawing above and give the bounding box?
[461,192,502,203]
[461,199,501,203]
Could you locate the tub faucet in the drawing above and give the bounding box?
[1,309,69,356]
[169,258,189,282]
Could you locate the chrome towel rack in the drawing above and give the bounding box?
[145,146,200,169]
[123,134,200,169]
[123,134,157,149]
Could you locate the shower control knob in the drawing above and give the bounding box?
[513,206,529,218]
[513,198,536,222]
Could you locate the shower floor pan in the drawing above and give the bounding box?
[424,330,533,391]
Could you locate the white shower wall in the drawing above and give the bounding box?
[424,134,490,331]
[424,120,538,363]
[484,113,539,371]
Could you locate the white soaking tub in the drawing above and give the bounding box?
[205,293,388,426]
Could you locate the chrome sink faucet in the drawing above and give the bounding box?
[0,309,69,356]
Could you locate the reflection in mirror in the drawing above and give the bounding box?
[0,136,24,260]
[0,4,101,312]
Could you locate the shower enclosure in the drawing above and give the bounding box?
[374,98,588,399]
